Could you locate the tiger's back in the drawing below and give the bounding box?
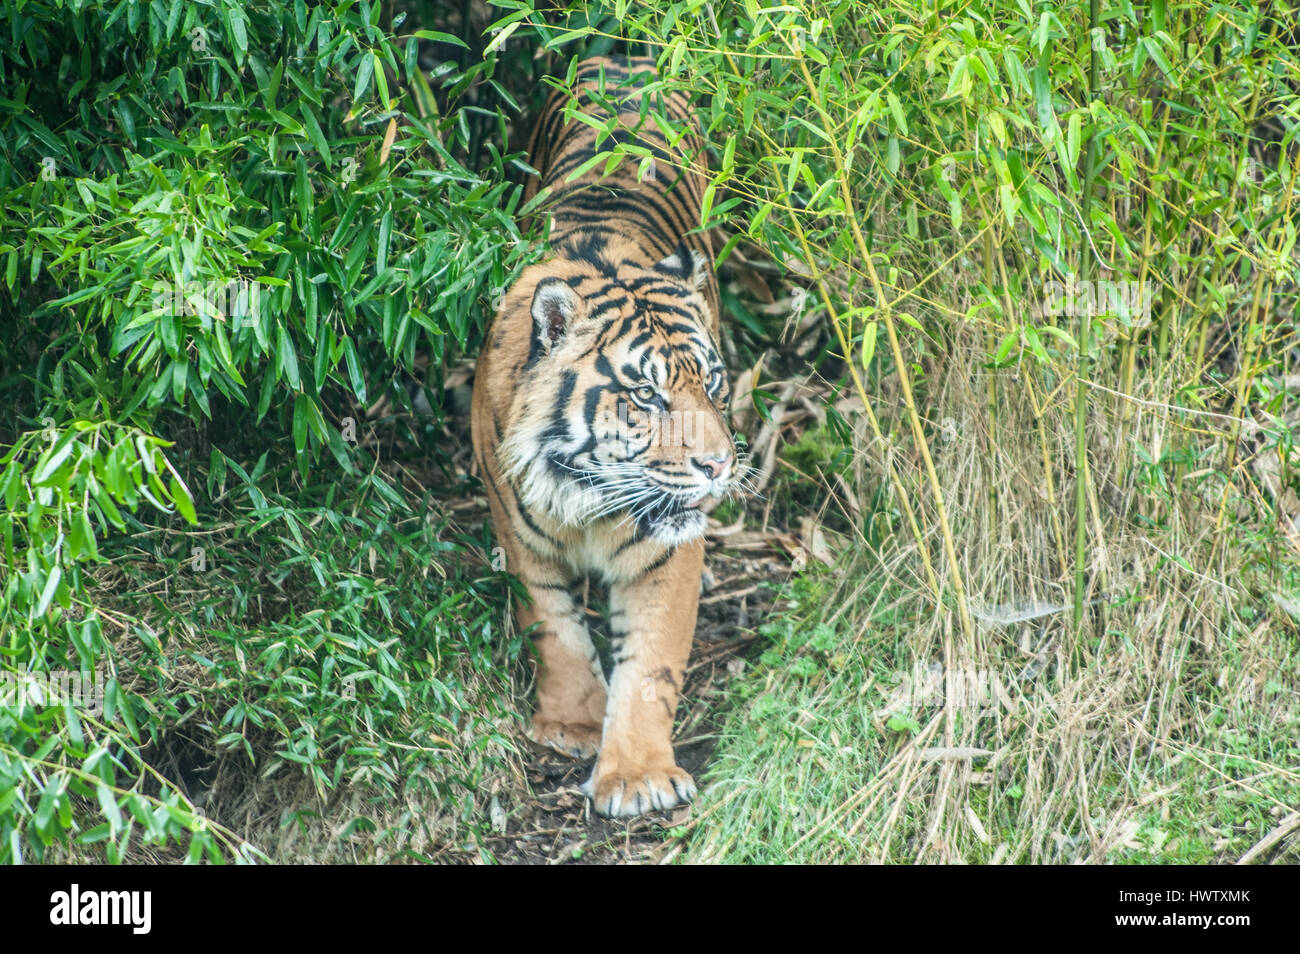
[521,56,720,330]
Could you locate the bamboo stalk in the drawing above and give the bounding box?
[1073,0,1103,632]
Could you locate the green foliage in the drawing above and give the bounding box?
[0,0,532,862]
[2,0,527,427]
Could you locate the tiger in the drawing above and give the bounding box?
[470,56,738,817]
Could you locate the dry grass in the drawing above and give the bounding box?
[682,315,1300,864]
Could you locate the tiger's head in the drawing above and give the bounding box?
[499,241,738,547]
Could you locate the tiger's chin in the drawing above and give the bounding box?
[645,505,708,547]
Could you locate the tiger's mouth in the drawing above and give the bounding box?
[559,459,728,545]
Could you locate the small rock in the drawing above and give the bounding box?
[489,794,507,834]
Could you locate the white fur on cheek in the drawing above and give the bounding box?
[500,422,606,528]
[498,349,608,528]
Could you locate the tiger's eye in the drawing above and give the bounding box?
[633,385,657,402]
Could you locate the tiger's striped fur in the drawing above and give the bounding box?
[470,56,737,817]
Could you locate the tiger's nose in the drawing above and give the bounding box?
[691,454,732,480]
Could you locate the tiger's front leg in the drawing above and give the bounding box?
[583,540,703,817]
[516,573,608,760]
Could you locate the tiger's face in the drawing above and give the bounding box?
[500,243,737,547]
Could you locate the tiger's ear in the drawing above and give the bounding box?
[655,243,710,291]
[530,277,582,357]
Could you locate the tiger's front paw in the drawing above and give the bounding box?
[528,717,602,759]
[581,762,696,817]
